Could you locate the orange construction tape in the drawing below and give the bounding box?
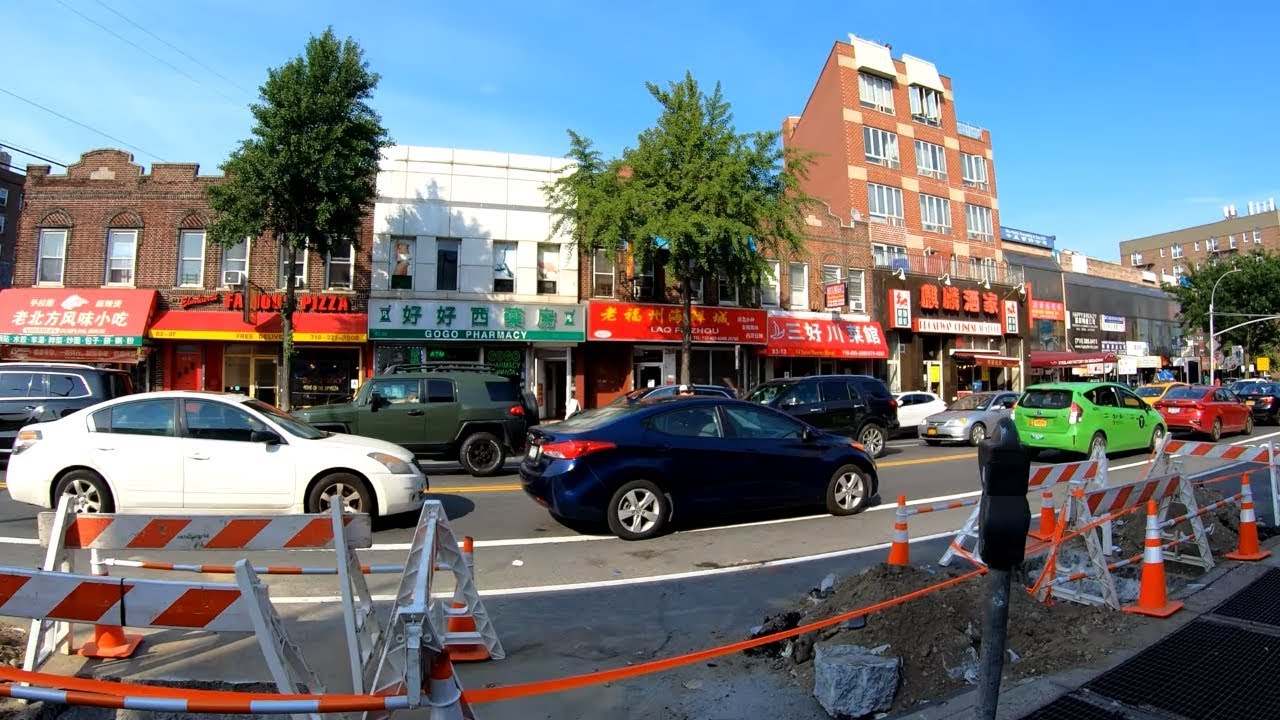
[0,667,322,700]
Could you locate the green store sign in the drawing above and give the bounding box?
[369,301,586,343]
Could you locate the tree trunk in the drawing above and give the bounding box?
[279,242,299,412]
[680,274,693,385]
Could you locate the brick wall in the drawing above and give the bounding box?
[1058,249,1152,285]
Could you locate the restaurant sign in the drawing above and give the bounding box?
[588,301,766,344]
[0,288,157,346]
[370,301,585,342]
[913,318,1002,336]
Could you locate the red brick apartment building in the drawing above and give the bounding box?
[4,149,372,408]
[1118,201,1280,282]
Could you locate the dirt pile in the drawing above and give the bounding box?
[744,564,1148,715]
[0,624,27,714]
[1110,486,1241,562]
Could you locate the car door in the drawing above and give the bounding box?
[896,394,922,427]
[1217,389,1247,431]
[86,398,184,508]
[423,379,462,452]
[179,398,297,509]
[720,404,827,506]
[644,405,741,509]
[776,381,826,427]
[820,380,857,430]
[1083,386,1121,444]
[1115,386,1156,450]
[360,378,428,449]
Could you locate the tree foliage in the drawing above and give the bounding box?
[206,27,390,410]
[1163,251,1280,361]
[544,72,818,383]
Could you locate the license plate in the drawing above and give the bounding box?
[526,445,541,461]
[1168,407,1180,414]
[1030,418,1047,428]
[1247,400,1256,406]
[926,428,938,436]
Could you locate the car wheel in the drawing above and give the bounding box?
[607,479,669,541]
[1244,415,1254,435]
[1149,424,1166,453]
[858,424,887,458]
[1209,418,1222,442]
[54,470,114,514]
[1088,431,1107,459]
[459,432,504,476]
[826,465,870,516]
[967,423,987,447]
[308,472,374,515]
[924,439,942,447]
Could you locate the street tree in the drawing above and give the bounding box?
[545,72,818,384]
[207,28,390,410]
[1163,251,1280,367]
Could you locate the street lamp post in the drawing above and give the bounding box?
[1209,268,1244,385]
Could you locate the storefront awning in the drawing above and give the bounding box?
[1030,350,1119,368]
[0,288,157,347]
[149,311,366,343]
[764,316,889,359]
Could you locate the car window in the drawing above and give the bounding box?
[1020,389,1073,409]
[1164,386,1205,401]
[1085,387,1118,407]
[1118,390,1144,409]
[551,406,632,431]
[91,399,176,437]
[1214,389,1235,403]
[245,398,326,439]
[694,387,729,397]
[745,383,789,404]
[779,382,820,407]
[0,372,34,398]
[1135,386,1164,398]
[484,380,520,402]
[426,379,455,403]
[820,380,850,403]
[44,374,88,398]
[371,379,421,404]
[184,399,269,442]
[722,405,805,440]
[897,395,915,407]
[650,407,722,438]
[855,379,893,400]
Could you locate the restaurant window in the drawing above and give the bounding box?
[290,347,362,409]
[537,243,560,294]
[221,239,249,287]
[326,240,354,290]
[106,229,137,286]
[593,249,615,297]
[390,236,415,290]
[37,229,67,285]
[177,230,205,287]
[493,241,516,293]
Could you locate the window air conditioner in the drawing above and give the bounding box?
[223,270,244,287]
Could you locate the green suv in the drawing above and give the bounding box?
[295,363,536,476]
[1013,382,1166,458]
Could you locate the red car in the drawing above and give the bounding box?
[1153,385,1253,441]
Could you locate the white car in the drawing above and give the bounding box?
[893,391,948,435]
[6,391,426,516]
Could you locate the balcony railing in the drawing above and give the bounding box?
[875,249,1024,286]
[956,122,985,140]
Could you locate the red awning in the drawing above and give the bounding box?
[764,317,889,359]
[0,288,157,346]
[1029,350,1118,368]
[149,311,366,343]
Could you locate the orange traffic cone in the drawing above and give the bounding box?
[1029,490,1057,542]
[1227,475,1272,561]
[78,550,143,658]
[426,651,467,720]
[445,537,490,662]
[887,495,910,566]
[1124,501,1183,618]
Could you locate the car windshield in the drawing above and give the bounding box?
[1236,382,1280,395]
[745,383,791,404]
[1020,389,1073,409]
[609,387,660,406]
[551,406,633,431]
[249,399,328,439]
[1135,386,1167,397]
[948,394,995,411]
[1163,386,1206,401]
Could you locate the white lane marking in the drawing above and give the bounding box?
[1233,430,1280,444]
[0,536,38,546]
[272,530,960,603]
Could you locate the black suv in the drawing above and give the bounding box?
[745,375,899,457]
[295,363,538,476]
[0,363,135,462]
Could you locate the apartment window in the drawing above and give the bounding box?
[1173,265,1184,276]
[635,257,656,300]
[390,236,415,290]
[965,204,993,242]
[846,268,866,311]
[1194,240,1200,251]
[863,127,900,169]
[1158,247,1166,258]
[761,260,780,306]
[788,263,808,310]
[909,85,942,126]
[278,245,307,288]
[969,257,996,283]
[717,272,738,305]
[1171,244,1183,259]
[177,230,206,287]
[221,240,249,287]
[915,140,947,180]
[37,229,67,284]
[961,153,989,191]
[689,275,704,304]
[591,249,614,297]
[873,244,908,268]
[435,239,459,291]
[0,188,7,209]
[105,230,137,286]
[867,183,904,226]
[1206,237,1218,252]
[858,72,895,113]
[326,240,354,290]
[1229,235,1238,249]
[537,243,560,294]
[919,194,951,234]
[822,265,841,287]
[0,217,5,235]
[493,241,516,293]
[1254,229,1263,244]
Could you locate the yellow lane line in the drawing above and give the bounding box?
[879,452,976,468]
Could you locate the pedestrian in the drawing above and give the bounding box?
[677,384,694,396]
[565,388,581,418]
[722,376,740,398]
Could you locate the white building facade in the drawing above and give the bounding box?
[370,146,582,419]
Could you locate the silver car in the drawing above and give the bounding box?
[919,391,1020,446]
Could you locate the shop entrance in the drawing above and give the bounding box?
[171,345,202,391]
[924,360,942,396]
[224,344,279,407]
[635,363,664,390]
[542,360,567,419]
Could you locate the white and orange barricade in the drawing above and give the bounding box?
[1143,434,1272,480]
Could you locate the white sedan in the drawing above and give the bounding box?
[6,391,426,516]
[893,391,948,435]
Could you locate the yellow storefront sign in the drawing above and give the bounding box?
[1258,357,1271,372]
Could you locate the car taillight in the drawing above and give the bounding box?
[12,428,41,455]
[508,404,525,416]
[889,398,898,408]
[1262,398,1275,406]
[1068,403,1083,425]
[541,439,616,460]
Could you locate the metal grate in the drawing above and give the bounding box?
[1087,619,1280,719]
[1212,568,1280,628]
[1019,694,1130,720]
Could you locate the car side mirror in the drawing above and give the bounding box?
[370,392,384,412]
[250,429,282,445]
[801,426,817,442]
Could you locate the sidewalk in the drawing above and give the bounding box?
[892,535,1280,720]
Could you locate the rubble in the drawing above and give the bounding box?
[813,644,900,718]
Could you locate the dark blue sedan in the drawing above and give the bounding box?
[519,397,879,540]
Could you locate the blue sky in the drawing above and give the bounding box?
[5,0,1278,261]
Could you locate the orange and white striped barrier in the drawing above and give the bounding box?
[1144,435,1273,480]
[887,495,911,566]
[1227,475,1272,561]
[1123,500,1185,618]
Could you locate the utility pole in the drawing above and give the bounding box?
[1209,268,1243,385]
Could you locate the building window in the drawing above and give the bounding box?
[873,244,907,268]
[822,264,841,288]
[278,245,307,288]
[37,229,66,285]
[390,236,415,290]
[761,260,781,306]
[0,188,7,209]
[858,72,895,113]
[969,257,996,283]
[1172,244,1183,259]
[919,194,951,234]
[591,249,614,297]
[635,257,656,301]
[689,275,704,304]
[914,140,947,180]
[0,217,5,235]
[177,230,205,287]
[221,239,249,287]
[717,272,738,305]
[846,268,866,311]
[788,263,807,310]
[1206,237,1218,252]
[965,204,993,242]
[326,240,354,290]
[493,241,516,293]
[537,243,559,295]
[1193,240,1200,251]
[106,229,137,286]
[961,153,989,191]
[868,183,905,226]
[863,127,900,169]
[1254,229,1263,244]
[1158,247,1166,258]
[1173,265,1184,276]
[435,238,459,291]
[909,85,942,126]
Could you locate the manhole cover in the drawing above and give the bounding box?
[1019,694,1130,719]
[1212,568,1280,628]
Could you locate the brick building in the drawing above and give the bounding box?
[1117,201,1280,282]
[4,149,372,407]
[0,151,23,287]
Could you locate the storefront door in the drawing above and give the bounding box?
[254,357,278,407]
[924,360,942,397]
[543,360,567,419]
[635,362,664,391]
[171,345,202,391]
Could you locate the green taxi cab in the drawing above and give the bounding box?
[1013,382,1166,457]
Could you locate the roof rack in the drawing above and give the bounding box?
[384,362,499,375]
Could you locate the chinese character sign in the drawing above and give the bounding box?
[367,301,586,342]
[587,301,766,344]
[0,289,155,342]
[1004,300,1020,335]
[889,289,912,329]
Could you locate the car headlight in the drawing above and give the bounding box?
[945,418,968,426]
[368,452,415,474]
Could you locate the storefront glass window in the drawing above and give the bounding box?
[291,347,361,408]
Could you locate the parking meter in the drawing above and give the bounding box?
[977,417,1032,571]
